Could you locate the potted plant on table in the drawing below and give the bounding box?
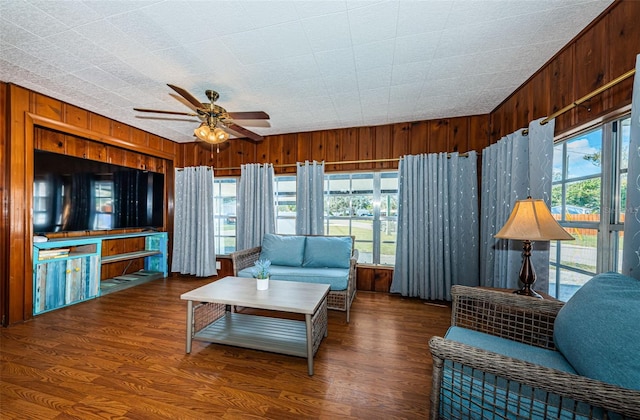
[252,259,271,290]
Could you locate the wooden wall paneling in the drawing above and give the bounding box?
[130,128,148,148]
[108,145,126,167]
[309,131,326,165]
[374,267,394,292]
[448,117,469,154]
[89,113,111,136]
[607,0,639,111]
[356,266,374,291]
[530,70,551,122]
[391,123,410,164]
[573,18,608,123]
[548,46,576,134]
[65,133,88,158]
[111,121,130,141]
[35,128,65,154]
[256,137,270,164]
[180,143,197,168]
[64,104,89,129]
[1,82,7,325]
[296,132,312,164]
[357,127,374,170]
[324,129,340,172]
[516,84,533,130]
[373,125,392,170]
[32,93,62,121]
[468,115,490,151]
[10,85,31,323]
[339,128,359,172]
[409,121,429,155]
[429,119,449,154]
[281,134,297,173]
[148,134,163,152]
[268,135,283,167]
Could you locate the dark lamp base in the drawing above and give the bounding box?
[514,287,543,299]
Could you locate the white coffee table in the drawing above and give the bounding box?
[180,276,330,375]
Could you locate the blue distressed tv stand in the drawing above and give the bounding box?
[33,232,168,315]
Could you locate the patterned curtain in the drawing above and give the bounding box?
[622,54,640,279]
[237,163,276,250]
[296,161,324,235]
[480,118,556,290]
[171,166,217,277]
[390,152,479,301]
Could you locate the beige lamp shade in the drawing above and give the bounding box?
[495,198,574,241]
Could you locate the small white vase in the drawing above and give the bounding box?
[256,277,269,290]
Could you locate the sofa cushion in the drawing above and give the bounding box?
[445,326,576,374]
[553,272,640,390]
[237,265,349,291]
[259,234,306,267]
[303,236,352,269]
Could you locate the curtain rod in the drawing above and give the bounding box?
[213,153,472,171]
[539,68,636,126]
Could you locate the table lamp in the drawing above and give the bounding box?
[495,198,574,298]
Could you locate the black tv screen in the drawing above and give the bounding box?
[33,150,164,234]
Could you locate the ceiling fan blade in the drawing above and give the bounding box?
[226,123,264,143]
[167,84,205,109]
[227,111,270,120]
[134,108,198,117]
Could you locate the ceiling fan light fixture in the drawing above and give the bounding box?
[210,127,230,144]
[194,123,210,141]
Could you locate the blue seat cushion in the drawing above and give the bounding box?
[553,272,640,390]
[237,265,349,291]
[303,236,352,269]
[259,234,306,267]
[445,326,576,373]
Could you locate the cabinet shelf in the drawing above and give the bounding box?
[33,231,168,315]
[102,250,162,264]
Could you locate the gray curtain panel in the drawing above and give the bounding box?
[622,54,640,279]
[391,151,479,301]
[171,166,217,277]
[237,163,276,250]
[480,119,555,290]
[296,161,325,235]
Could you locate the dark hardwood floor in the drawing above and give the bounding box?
[1,276,451,419]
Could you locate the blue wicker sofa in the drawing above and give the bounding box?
[429,272,640,419]
[230,234,357,322]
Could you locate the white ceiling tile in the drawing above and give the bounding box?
[356,66,392,90]
[44,30,115,65]
[301,11,352,53]
[1,1,70,37]
[393,32,440,65]
[353,39,395,71]
[107,9,180,52]
[314,48,356,76]
[323,72,359,94]
[347,1,399,45]
[295,1,347,19]
[0,18,43,47]
[29,0,103,27]
[81,0,160,18]
[391,62,429,86]
[396,1,453,37]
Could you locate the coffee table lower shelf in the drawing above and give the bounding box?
[193,312,309,357]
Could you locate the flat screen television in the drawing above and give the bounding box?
[33,150,164,234]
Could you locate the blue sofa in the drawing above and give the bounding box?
[231,234,357,322]
[429,272,640,419]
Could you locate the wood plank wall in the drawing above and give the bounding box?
[2,83,180,325]
[180,116,490,176]
[490,0,639,140]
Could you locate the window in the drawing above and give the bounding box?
[325,172,398,265]
[550,115,629,301]
[213,178,237,254]
[274,176,296,234]
[212,172,399,264]
[93,180,113,230]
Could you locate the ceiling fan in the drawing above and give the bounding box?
[134,84,269,145]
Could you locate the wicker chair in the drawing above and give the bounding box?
[230,236,358,322]
[429,285,640,419]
